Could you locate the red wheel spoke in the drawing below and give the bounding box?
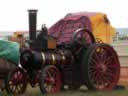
[89,67,97,72]
[94,51,100,61]
[100,51,107,62]
[103,74,113,85]
[91,71,101,81]
[103,78,111,87]
[46,71,52,77]
[104,56,113,64]
[90,58,99,66]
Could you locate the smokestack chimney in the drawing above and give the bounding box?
[28,9,38,40]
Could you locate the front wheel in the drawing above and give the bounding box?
[5,68,27,95]
[40,65,61,94]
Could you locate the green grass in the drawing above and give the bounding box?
[1,86,128,96]
[48,90,128,96]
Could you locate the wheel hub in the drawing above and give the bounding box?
[47,77,55,84]
[98,63,107,73]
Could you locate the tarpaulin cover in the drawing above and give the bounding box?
[49,12,116,43]
[49,15,91,44]
[64,12,116,43]
[0,40,20,64]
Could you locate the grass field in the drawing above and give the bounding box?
[1,89,128,96]
[1,85,128,96]
[43,90,128,96]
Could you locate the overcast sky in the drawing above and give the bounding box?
[0,0,127,31]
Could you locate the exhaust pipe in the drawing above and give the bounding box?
[28,9,38,41]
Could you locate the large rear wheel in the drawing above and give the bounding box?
[82,43,120,90]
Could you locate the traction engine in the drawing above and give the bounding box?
[6,10,120,95]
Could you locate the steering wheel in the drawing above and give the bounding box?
[71,28,95,46]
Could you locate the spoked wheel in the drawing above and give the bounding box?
[40,65,61,94]
[71,28,95,46]
[5,68,27,95]
[82,43,120,90]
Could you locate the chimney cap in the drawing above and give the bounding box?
[28,9,38,13]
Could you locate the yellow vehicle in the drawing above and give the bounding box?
[88,13,115,43]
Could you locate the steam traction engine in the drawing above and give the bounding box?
[6,10,120,95]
